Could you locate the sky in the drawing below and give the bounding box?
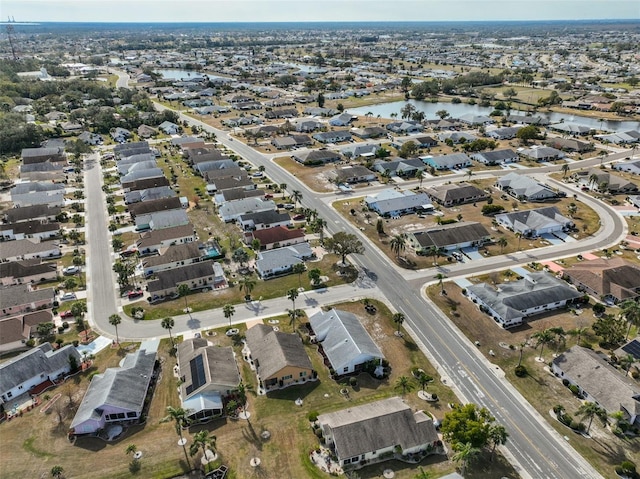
[3,0,639,23]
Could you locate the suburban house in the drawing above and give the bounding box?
[3,205,61,224]
[0,260,57,286]
[244,323,316,393]
[312,131,353,144]
[552,347,640,426]
[373,158,426,178]
[562,258,640,304]
[545,137,593,153]
[125,186,176,205]
[0,239,61,263]
[424,182,488,206]
[317,397,440,469]
[548,123,592,136]
[575,169,638,194]
[329,165,377,185]
[437,131,477,144]
[123,176,171,193]
[597,130,640,145]
[495,206,573,238]
[466,272,582,328]
[271,136,297,150]
[351,126,387,139]
[237,210,292,232]
[294,119,323,132]
[519,146,565,162]
[0,284,54,318]
[329,112,356,126]
[0,220,60,242]
[120,168,165,188]
[177,339,241,422]
[158,121,180,135]
[20,162,66,182]
[408,222,492,253]
[247,226,306,251]
[127,197,183,219]
[496,173,562,201]
[386,120,423,134]
[291,150,342,165]
[11,182,65,208]
[214,187,264,205]
[0,310,53,353]
[392,135,438,149]
[142,242,203,277]
[421,153,472,171]
[458,113,494,126]
[117,158,157,176]
[340,143,379,159]
[70,343,159,437]
[486,126,522,140]
[21,147,65,165]
[219,198,276,223]
[254,243,314,279]
[614,159,640,175]
[147,260,226,297]
[135,209,190,232]
[111,127,132,143]
[365,189,433,217]
[0,343,81,404]
[136,224,196,256]
[471,149,519,165]
[309,309,384,376]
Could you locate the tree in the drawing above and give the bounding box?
[292,263,306,289]
[315,217,327,244]
[64,277,77,292]
[308,268,322,286]
[436,109,450,119]
[390,233,407,259]
[427,245,442,266]
[108,314,122,346]
[497,236,508,253]
[567,202,578,218]
[325,232,364,265]
[232,247,250,267]
[503,87,517,100]
[435,273,446,294]
[392,312,405,335]
[70,300,87,318]
[178,284,192,320]
[223,304,235,327]
[488,424,509,461]
[160,406,191,470]
[441,403,497,449]
[620,354,636,375]
[113,260,134,290]
[592,314,627,348]
[287,308,304,329]
[516,125,542,145]
[291,189,303,207]
[317,92,325,108]
[37,322,56,342]
[51,465,65,479]
[161,317,175,346]
[190,430,216,458]
[561,163,570,178]
[620,299,640,340]
[452,442,481,476]
[401,102,416,120]
[417,371,433,392]
[398,141,418,158]
[238,276,257,301]
[576,402,607,434]
[287,288,299,312]
[394,375,414,396]
[532,328,555,359]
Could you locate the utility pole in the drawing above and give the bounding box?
[6,24,18,61]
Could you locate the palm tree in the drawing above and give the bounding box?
[568,326,588,346]
[497,236,508,253]
[488,424,509,461]
[532,328,555,360]
[576,402,607,434]
[427,245,441,266]
[238,276,257,301]
[288,308,304,329]
[287,288,299,312]
[315,217,327,244]
[394,375,414,396]
[291,189,303,207]
[567,202,578,218]
[160,406,192,469]
[125,444,138,456]
[414,466,431,479]
[108,314,122,346]
[452,442,480,476]
[390,234,407,259]
[223,304,235,326]
[434,273,446,294]
[279,183,287,194]
[515,232,523,250]
[588,173,599,189]
[416,169,426,188]
[417,372,433,392]
[620,354,636,375]
[50,465,64,479]
[561,163,570,178]
[161,317,175,346]
[177,283,192,320]
[189,430,216,458]
[549,326,566,354]
[392,312,405,335]
[292,263,306,289]
[620,299,640,340]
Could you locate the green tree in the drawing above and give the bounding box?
[488,424,509,461]
[161,317,175,346]
[390,233,407,259]
[238,276,257,301]
[189,429,216,458]
[317,92,325,108]
[308,268,322,286]
[325,232,365,265]
[108,314,122,346]
[435,273,446,294]
[532,328,555,359]
[50,465,65,479]
[287,308,304,329]
[442,403,497,449]
[287,288,299,312]
[516,125,542,145]
[223,304,235,327]
[37,322,56,342]
[394,375,414,396]
[160,406,191,470]
[436,109,450,119]
[576,402,607,434]
[561,163,570,178]
[417,371,433,392]
[497,236,508,253]
[592,314,627,348]
[452,442,481,476]
[232,247,250,267]
[292,262,306,289]
[177,284,192,320]
[620,299,640,340]
[392,312,405,335]
[64,277,77,292]
[291,189,303,207]
[399,141,418,158]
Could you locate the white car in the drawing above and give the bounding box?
[63,266,80,275]
[59,292,77,302]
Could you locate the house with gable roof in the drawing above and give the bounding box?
[254,243,314,279]
[495,206,573,238]
[365,189,433,217]
[496,173,562,202]
[562,257,640,304]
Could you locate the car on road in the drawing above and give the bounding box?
[59,310,74,319]
[63,266,80,275]
[127,289,144,300]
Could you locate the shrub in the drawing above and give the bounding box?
[314,428,323,438]
[559,414,572,426]
[552,405,564,414]
[349,377,358,387]
[570,421,586,432]
[515,365,527,377]
[569,384,580,395]
[481,204,505,216]
[562,378,570,386]
[307,411,319,422]
[62,322,69,329]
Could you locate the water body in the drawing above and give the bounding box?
[348,100,640,133]
[155,69,206,80]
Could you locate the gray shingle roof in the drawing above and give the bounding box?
[147,261,216,293]
[0,284,54,309]
[245,324,312,380]
[411,222,491,249]
[255,243,313,275]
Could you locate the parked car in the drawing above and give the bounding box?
[283,204,295,210]
[63,266,80,275]
[59,292,77,302]
[293,214,305,221]
[59,310,74,319]
[127,289,144,300]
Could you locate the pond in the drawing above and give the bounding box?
[348,100,640,133]
[154,69,229,83]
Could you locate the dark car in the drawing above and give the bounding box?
[293,214,305,221]
[59,310,74,319]
[128,289,144,300]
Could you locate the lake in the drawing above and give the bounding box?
[154,69,229,82]
[348,100,640,133]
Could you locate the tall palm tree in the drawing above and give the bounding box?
[287,288,299,312]
[288,308,304,330]
[315,217,327,244]
[392,312,405,335]
[515,232,523,250]
[189,430,216,458]
[160,406,192,470]
[177,284,192,320]
[620,354,636,375]
[108,314,122,346]
[532,328,555,360]
[291,189,302,207]
[394,375,414,396]
[427,245,441,266]
[434,273,446,294]
[292,263,306,289]
[488,424,509,461]
[452,442,481,476]
[576,402,607,434]
[568,326,588,345]
[238,276,257,301]
[390,234,406,259]
[161,317,175,346]
[417,372,433,392]
[223,304,235,326]
[620,299,640,340]
[549,326,566,354]
[497,237,508,253]
[561,163,570,178]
